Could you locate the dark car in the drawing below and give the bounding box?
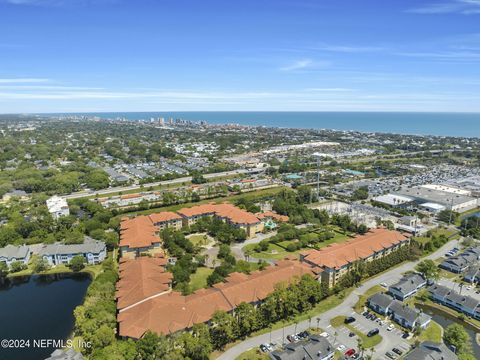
[367,328,379,337]
[402,332,409,339]
[362,311,368,316]
[259,344,269,353]
[298,331,309,339]
[345,316,356,324]
[286,335,295,343]
[392,348,403,355]
[349,332,355,337]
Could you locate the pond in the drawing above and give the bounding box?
[418,304,480,358]
[0,273,91,360]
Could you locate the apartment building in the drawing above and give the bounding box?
[301,228,410,288]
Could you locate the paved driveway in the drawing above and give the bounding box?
[217,239,459,360]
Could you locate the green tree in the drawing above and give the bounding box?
[209,311,237,349]
[69,255,86,272]
[9,261,27,273]
[0,261,8,278]
[415,259,439,281]
[33,257,50,272]
[444,323,472,356]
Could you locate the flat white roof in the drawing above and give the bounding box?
[373,194,413,206]
[421,184,471,196]
[420,202,446,210]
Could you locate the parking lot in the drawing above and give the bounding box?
[325,310,412,359]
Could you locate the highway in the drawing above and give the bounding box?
[63,168,265,199]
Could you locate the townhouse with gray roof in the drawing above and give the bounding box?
[367,293,431,329]
[269,335,334,360]
[429,284,480,320]
[0,244,31,268]
[439,247,480,274]
[368,293,394,315]
[405,341,457,360]
[38,236,106,266]
[389,300,431,330]
[389,273,427,301]
[464,266,480,284]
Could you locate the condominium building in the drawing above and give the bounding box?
[301,228,410,288]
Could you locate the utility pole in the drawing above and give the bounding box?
[448,197,454,225]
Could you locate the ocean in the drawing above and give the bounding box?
[49,111,480,138]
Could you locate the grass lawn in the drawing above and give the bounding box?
[414,227,459,245]
[188,234,211,247]
[330,316,382,349]
[189,267,213,291]
[243,242,301,260]
[235,348,269,360]
[353,285,384,313]
[417,321,442,343]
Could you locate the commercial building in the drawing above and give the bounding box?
[301,228,411,288]
[0,245,31,268]
[38,236,106,266]
[269,335,334,360]
[394,185,478,213]
[46,195,70,219]
[372,194,414,208]
[117,259,314,338]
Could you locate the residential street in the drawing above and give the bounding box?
[218,239,459,360]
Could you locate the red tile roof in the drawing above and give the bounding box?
[116,257,172,310]
[118,259,314,338]
[177,203,260,225]
[148,212,182,224]
[256,211,289,222]
[301,228,410,270]
[120,216,161,249]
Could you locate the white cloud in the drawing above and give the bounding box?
[312,45,385,53]
[407,0,480,15]
[279,59,330,71]
[0,78,50,83]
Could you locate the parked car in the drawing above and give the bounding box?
[320,332,329,338]
[345,316,356,324]
[402,332,409,339]
[337,345,346,352]
[380,282,388,287]
[386,351,397,359]
[344,348,356,357]
[387,324,395,331]
[362,311,369,316]
[298,331,309,339]
[286,335,296,343]
[367,328,379,337]
[260,344,269,353]
[351,354,361,359]
[392,348,403,356]
[349,332,355,337]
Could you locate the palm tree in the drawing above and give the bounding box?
[316,317,320,330]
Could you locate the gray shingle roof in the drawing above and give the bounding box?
[38,236,105,257]
[389,273,426,295]
[269,335,334,360]
[389,300,419,324]
[0,245,30,260]
[405,341,457,360]
[368,293,394,309]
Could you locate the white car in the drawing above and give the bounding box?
[337,345,346,352]
[466,286,472,291]
[387,324,395,331]
[320,332,329,338]
[380,282,388,288]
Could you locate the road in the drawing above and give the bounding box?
[217,238,459,360]
[63,167,265,199]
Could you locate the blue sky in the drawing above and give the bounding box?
[0,0,480,113]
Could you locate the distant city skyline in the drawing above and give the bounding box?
[0,0,480,113]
